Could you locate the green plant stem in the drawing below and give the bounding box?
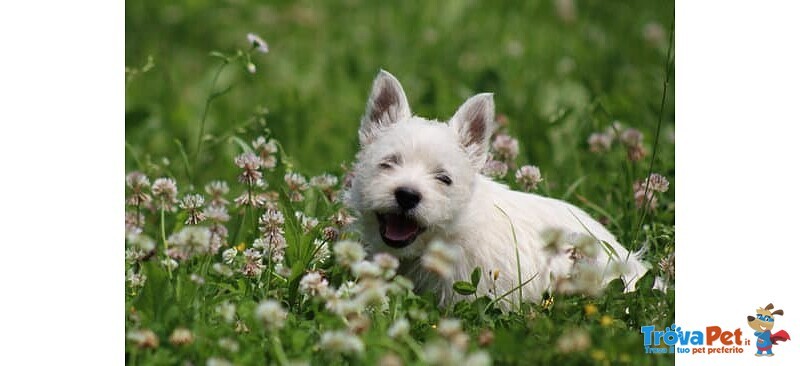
[194,60,228,182]
[632,20,674,247]
[494,204,523,311]
[271,333,289,366]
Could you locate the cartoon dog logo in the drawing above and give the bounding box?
[746,303,791,356]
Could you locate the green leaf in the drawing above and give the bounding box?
[471,267,482,287]
[453,281,477,296]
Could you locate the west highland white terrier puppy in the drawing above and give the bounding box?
[345,70,647,307]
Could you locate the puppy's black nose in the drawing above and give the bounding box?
[747,316,755,322]
[395,187,421,210]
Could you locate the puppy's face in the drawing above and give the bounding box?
[346,70,496,258]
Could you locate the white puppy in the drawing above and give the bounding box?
[345,70,647,307]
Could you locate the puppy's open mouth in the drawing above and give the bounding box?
[377,213,424,248]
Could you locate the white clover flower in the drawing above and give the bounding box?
[372,252,399,279]
[295,211,319,233]
[216,301,236,323]
[126,269,147,289]
[569,232,600,258]
[587,132,613,153]
[150,178,178,210]
[354,278,389,308]
[556,328,591,354]
[464,351,492,366]
[491,134,520,162]
[644,173,670,193]
[127,233,156,252]
[422,340,463,366]
[422,241,458,279]
[169,327,194,346]
[515,165,543,191]
[127,329,159,349]
[246,63,257,74]
[333,240,366,267]
[207,357,233,366]
[311,239,330,264]
[212,263,234,277]
[437,318,463,338]
[387,318,410,339]
[299,271,330,297]
[222,247,237,264]
[325,297,362,317]
[284,172,309,191]
[168,226,212,257]
[218,337,240,353]
[255,299,287,330]
[319,331,365,355]
[190,274,205,285]
[351,260,381,279]
[310,174,339,191]
[161,258,179,271]
[481,159,508,179]
[620,128,644,148]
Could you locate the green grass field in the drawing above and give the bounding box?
[126,1,675,364]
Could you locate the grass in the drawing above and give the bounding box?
[126,1,675,365]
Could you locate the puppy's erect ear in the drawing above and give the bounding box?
[359,70,411,145]
[765,303,775,310]
[449,93,496,169]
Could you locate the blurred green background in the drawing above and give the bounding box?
[126,0,673,191]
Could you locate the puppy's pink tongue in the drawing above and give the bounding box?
[384,213,419,241]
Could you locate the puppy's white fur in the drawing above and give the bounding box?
[346,70,647,307]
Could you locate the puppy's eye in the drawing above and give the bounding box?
[436,174,452,185]
[379,162,393,169]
